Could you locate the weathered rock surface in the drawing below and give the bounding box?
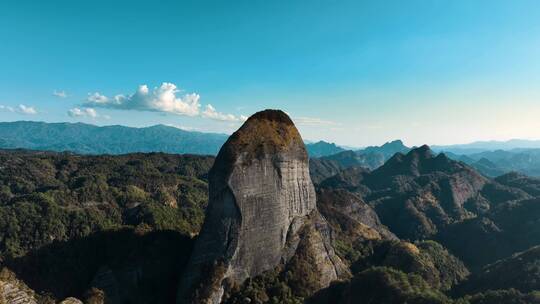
[59,297,83,304]
[177,110,346,303]
[0,268,37,304]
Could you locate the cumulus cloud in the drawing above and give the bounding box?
[53,90,67,98]
[1,104,38,115]
[68,107,98,118]
[84,83,201,116]
[202,104,246,122]
[83,82,246,123]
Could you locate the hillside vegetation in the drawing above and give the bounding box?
[3,147,540,303]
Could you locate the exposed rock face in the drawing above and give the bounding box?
[0,268,37,304]
[178,110,345,303]
[59,298,84,304]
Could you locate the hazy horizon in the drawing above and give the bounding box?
[4,119,540,150]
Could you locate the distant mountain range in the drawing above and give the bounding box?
[308,139,540,178]
[0,121,229,155]
[432,139,540,154]
[4,121,540,178]
[317,140,411,170]
[305,141,346,157]
[444,149,540,177]
[309,138,540,158]
[0,121,350,157]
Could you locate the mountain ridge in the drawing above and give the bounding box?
[305,141,346,157]
[0,121,229,155]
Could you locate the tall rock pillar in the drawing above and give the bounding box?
[178,110,344,303]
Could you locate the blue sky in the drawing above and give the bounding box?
[1,0,540,146]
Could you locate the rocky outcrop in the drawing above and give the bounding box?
[59,298,83,304]
[0,268,37,304]
[177,110,346,303]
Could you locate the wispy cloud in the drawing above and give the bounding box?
[0,105,14,112]
[0,104,38,115]
[68,107,98,118]
[53,90,68,98]
[202,104,246,122]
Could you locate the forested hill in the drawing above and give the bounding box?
[0,121,229,155]
[4,146,540,303]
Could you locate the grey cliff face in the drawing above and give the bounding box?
[178,110,344,303]
[224,153,315,277]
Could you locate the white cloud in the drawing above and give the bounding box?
[53,90,67,98]
[87,92,109,103]
[1,104,38,115]
[18,104,37,114]
[68,107,99,118]
[85,83,201,116]
[202,104,245,122]
[0,105,14,112]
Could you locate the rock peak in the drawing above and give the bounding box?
[246,109,295,125]
[384,139,405,147]
[373,144,482,179]
[213,109,305,167]
[178,109,345,303]
[411,144,433,156]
